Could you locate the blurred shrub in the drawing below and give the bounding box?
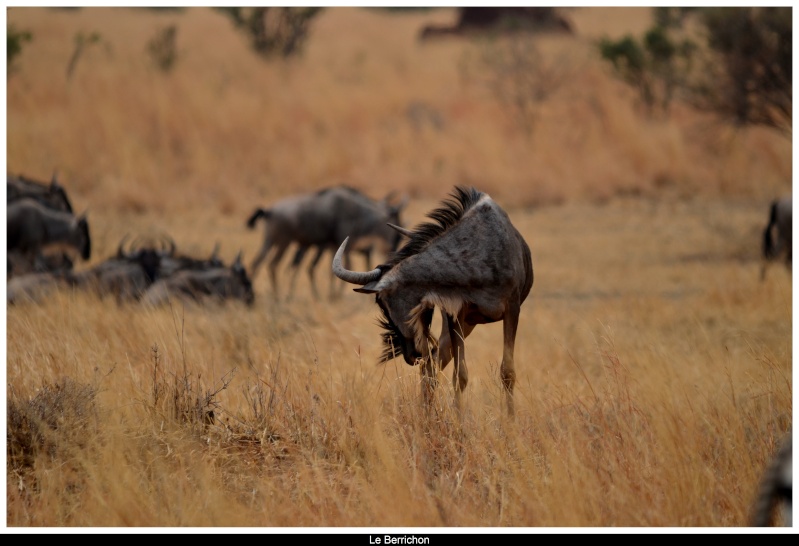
[599,7,791,135]
[7,24,32,76]
[147,24,178,73]
[215,7,324,59]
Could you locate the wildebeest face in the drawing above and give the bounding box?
[375,294,435,365]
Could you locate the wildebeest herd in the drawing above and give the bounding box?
[5,172,792,526]
[7,172,254,307]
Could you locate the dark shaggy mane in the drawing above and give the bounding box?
[377,300,404,363]
[384,186,484,268]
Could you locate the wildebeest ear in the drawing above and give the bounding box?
[50,171,61,188]
[232,250,244,269]
[394,194,409,211]
[354,281,380,294]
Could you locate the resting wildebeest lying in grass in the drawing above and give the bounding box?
[247,185,407,301]
[7,271,70,305]
[761,194,792,280]
[7,197,91,276]
[68,235,226,303]
[333,186,534,417]
[7,172,73,213]
[140,251,255,307]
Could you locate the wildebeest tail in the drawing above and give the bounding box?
[246,207,271,229]
[763,200,779,259]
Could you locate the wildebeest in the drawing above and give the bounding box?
[761,194,792,280]
[7,271,70,305]
[7,247,75,278]
[141,252,255,307]
[7,197,91,272]
[751,431,792,526]
[333,186,533,417]
[7,172,73,213]
[246,185,407,301]
[67,235,164,302]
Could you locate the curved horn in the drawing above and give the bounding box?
[157,234,176,257]
[332,237,383,285]
[117,234,132,258]
[387,223,413,238]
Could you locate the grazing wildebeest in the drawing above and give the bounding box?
[7,198,91,271]
[751,431,792,526]
[246,185,407,301]
[333,186,534,417]
[761,194,792,280]
[141,252,255,307]
[7,172,74,213]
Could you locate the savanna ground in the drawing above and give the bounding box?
[5,7,793,529]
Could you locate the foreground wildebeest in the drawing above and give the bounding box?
[141,252,255,307]
[761,194,792,280]
[246,185,407,300]
[333,186,534,417]
[751,431,792,526]
[7,197,91,272]
[7,172,73,213]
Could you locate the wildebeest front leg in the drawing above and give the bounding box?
[443,311,468,412]
[416,307,438,410]
[501,300,521,418]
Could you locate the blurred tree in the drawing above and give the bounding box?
[66,31,102,81]
[147,24,178,73]
[599,10,696,118]
[215,7,324,59]
[463,36,577,136]
[7,24,32,76]
[690,7,791,136]
[599,7,791,135]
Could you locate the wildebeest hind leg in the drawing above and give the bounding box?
[501,300,521,418]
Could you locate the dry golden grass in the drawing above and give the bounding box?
[5,7,793,529]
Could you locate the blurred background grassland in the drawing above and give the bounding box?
[7,6,791,218]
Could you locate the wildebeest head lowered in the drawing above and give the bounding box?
[333,186,534,417]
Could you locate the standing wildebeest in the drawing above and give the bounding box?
[7,198,91,273]
[141,252,255,307]
[761,194,792,280]
[333,186,534,417]
[751,430,792,526]
[246,185,407,301]
[7,172,73,213]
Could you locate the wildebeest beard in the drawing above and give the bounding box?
[376,298,438,365]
